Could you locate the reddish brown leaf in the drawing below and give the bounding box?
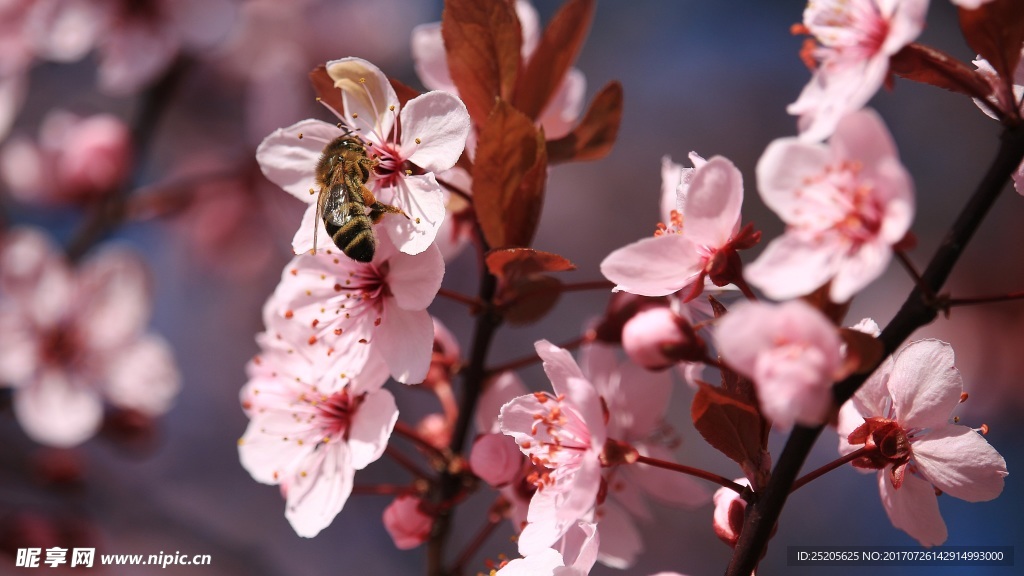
[707,294,728,319]
[800,283,851,325]
[485,248,576,279]
[501,275,563,326]
[472,100,547,248]
[890,43,993,100]
[389,78,422,109]
[442,0,522,127]
[692,382,769,472]
[837,328,885,379]
[547,81,623,164]
[310,64,345,117]
[959,0,1024,106]
[513,0,596,120]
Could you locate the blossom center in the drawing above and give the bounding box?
[847,416,912,474]
[795,160,882,246]
[39,324,85,371]
[810,0,888,60]
[653,209,684,237]
[313,389,363,443]
[524,392,592,490]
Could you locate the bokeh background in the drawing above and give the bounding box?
[1,0,1021,574]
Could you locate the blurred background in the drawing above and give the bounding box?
[0,0,1021,574]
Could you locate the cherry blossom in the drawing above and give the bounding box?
[238,310,394,538]
[1,110,131,205]
[582,343,709,568]
[499,341,607,555]
[837,339,1007,546]
[746,109,914,303]
[601,154,756,301]
[256,57,470,256]
[262,232,444,385]
[470,432,524,487]
[474,371,533,528]
[715,300,843,429]
[712,477,750,547]
[0,228,179,447]
[411,0,585,143]
[27,0,235,95]
[495,520,599,576]
[789,0,929,141]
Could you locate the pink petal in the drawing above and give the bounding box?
[561,520,600,573]
[683,156,743,248]
[475,371,528,434]
[376,306,434,384]
[755,136,830,221]
[535,340,587,398]
[600,234,701,297]
[284,446,353,538]
[0,228,72,328]
[378,174,446,255]
[564,376,606,446]
[290,203,319,256]
[743,235,838,301]
[912,424,1007,503]
[879,471,947,547]
[76,246,151,350]
[607,359,672,438]
[237,414,309,485]
[873,158,916,244]
[400,91,470,173]
[538,68,586,140]
[499,394,547,446]
[103,334,179,414]
[410,22,454,92]
[516,0,540,56]
[497,549,563,575]
[14,370,102,447]
[830,109,898,176]
[881,0,929,55]
[256,119,340,202]
[386,241,444,311]
[829,240,891,303]
[347,387,398,470]
[889,340,962,429]
[0,310,37,385]
[594,501,641,569]
[327,58,397,143]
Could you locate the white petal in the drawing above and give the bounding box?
[376,306,433,384]
[912,425,1007,503]
[347,387,398,470]
[378,175,446,255]
[400,91,470,173]
[14,370,102,447]
[328,57,397,143]
[103,334,180,415]
[386,241,444,310]
[879,471,947,547]
[889,340,962,430]
[410,22,455,92]
[76,246,151,350]
[284,446,354,538]
[684,156,744,249]
[594,501,641,569]
[743,235,838,301]
[535,340,587,397]
[256,119,340,201]
[600,234,701,297]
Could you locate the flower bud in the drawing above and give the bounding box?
[622,307,705,370]
[416,413,451,449]
[713,479,749,547]
[468,432,523,487]
[57,114,131,199]
[382,495,433,550]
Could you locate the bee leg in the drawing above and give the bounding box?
[361,186,409,223]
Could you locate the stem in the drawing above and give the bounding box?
[352,484,417,496]
[790,446,870,493]
[726,124,1024,576]
[437,288,483,309]
[428,236,502,576]
[635,454,745,493]
[559,280,614,293]
[393,421,447,464]
[948,290,1024,307]
[65,57,190,262]
[732,275,760,301]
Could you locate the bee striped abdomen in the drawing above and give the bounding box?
[326,206,376,263]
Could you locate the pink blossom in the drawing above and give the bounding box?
[715,300,843,429]
[470,432,523,487]
[837,340,1007,546]
[601,154,755,301]
[238,311,394,538]
[475,371,533,528]
[499,341,607,555]
[262,232,444,385]
[712,478,750,547]
[0,228,179,447]
[256,57,470,256]
[411,0,585,142]
[746,109,914,302]
[621,306,705,370]
[581,343,709,568]
[27,0,235,95]
[382,495,433,550]
[496,521,600,576]
[1,110,131,205]
[789,0,929,141]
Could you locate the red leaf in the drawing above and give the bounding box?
[547,81,623,163]
[310,64,345,117]
[501,275,563,326]
[472,101,547,248]
[442,0,522,128]
[691,382,769,475]
[837,328,885,379]
[513,0,595,120]
[890,43,993,100]
[959,0,1024,115]
[389,78,422,109]
[485,248,576,279]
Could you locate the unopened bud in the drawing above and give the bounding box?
[469,433,523,487]
[382,495,433,550]
[622,307,705,370]
[416,413,451,449]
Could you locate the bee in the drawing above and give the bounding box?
[313,135,405,262]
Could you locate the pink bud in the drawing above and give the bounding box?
[622,307,704,370]
[57,114,131,199]
[468,432,523,487]
[382,495,433,550]
[712,479,749,547]
[416,413,451,449]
